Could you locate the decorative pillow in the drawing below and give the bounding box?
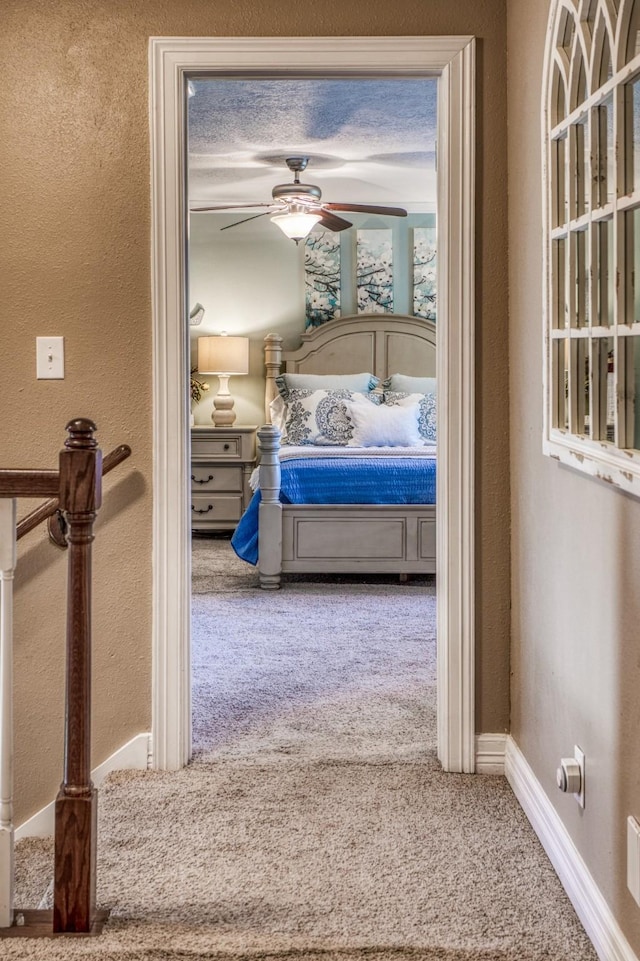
[384,391,437,444]
[346,394,422,448]
[383,374,436,395]
[281,388,376,446]
[275,372,379,400]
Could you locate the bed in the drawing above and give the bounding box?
[232,313,437,589]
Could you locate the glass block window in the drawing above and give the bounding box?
[543,0,640,495]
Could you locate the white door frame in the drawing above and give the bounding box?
[149,35,476,772]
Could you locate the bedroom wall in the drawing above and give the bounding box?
[1,0,508,826]
[189,212,435,426]
[189,214,305,427]
[507,0,640,949]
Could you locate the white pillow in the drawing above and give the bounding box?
[346,394,422,448]
[384,391,437,444]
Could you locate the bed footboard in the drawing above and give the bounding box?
[281,504,436,574]
[256,421,436,586]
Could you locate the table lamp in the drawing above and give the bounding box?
[197,334,249,426]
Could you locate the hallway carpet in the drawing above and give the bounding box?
[7,539,597,960]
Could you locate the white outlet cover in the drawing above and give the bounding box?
[36,336,64,379]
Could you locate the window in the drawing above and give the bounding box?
[543,0,640,493]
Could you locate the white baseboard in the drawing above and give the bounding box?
[505,736,639,961]
[475,732,507,774]
[15,732,152,841]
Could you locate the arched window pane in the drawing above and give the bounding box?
[553,65,567,124]
[626,0,640,63]
[559,9,576,53]
[598,28,613,85]
[571,48,588,109]
[627,77,640,192]
[552,135,567,226]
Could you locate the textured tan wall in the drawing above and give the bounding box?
[508,0,640,950]
[1,0,508,824]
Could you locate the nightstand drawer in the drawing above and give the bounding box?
[192,435,242,458]
[191,494,243,523]
[190,465,242,492]
[190,426,256,531]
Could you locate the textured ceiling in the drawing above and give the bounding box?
[187,78,438,211]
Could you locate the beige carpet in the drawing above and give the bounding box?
[6,539,597,960]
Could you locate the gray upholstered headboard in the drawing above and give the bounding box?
[263,313,436,422]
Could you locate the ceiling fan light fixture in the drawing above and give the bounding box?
[271,211,322,244]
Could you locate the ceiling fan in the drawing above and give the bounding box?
[190,157,407,243]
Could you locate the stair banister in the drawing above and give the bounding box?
[15,443,131,546]
[0,419,130,937]
[0,499,17,928]
[53,419,102,933]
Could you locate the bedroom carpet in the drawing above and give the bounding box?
[7,538,597,960]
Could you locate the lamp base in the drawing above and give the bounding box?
[211,403,236,427]
[211,375,236,426]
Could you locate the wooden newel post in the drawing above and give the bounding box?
[53,419,102,933]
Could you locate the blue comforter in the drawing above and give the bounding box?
[231,455,436,565]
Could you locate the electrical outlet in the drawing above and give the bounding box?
[555,745,585,806]
[574,745,585,808]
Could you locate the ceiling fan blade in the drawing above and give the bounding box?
[317,211,353,232]
[191,203,276,212]
[323,203,408,218]
[220,211,274,231]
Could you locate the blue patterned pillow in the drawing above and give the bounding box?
[384,391,437,444]
[281,388,376,446]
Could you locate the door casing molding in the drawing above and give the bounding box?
[149,35,476,772]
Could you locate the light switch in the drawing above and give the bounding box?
[36,337,64,379]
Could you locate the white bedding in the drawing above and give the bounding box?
[250,443,437,492]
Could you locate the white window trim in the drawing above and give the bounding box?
[542,0,640,496]
[149,35,476,772]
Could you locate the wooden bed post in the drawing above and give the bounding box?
[53,419,102,933]
[257,425,282,590]
[263,333,283,423]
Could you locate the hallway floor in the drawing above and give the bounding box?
[7,539,597,960]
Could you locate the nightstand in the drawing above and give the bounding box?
[190,426,257,532]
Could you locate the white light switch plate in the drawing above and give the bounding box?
[36,337,64,379]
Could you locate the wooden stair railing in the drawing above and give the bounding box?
[16,442,131,547]
[0,419,131,937]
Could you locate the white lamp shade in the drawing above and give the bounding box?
[271,211,322,241]
[198,335,249,375]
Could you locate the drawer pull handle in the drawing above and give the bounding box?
[223,443,230,450]
[192,474,214,485]
[192,504,213,514]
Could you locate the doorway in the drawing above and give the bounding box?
[148,35,476,772]
[187,76,439,761]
